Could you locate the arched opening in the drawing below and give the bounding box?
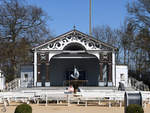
[63,43,86,51]
[48,52,100,86]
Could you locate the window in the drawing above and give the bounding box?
[120,74,125,81]
[24,74,28,81]
[24,74,28,78]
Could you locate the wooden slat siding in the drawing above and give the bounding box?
[100,63,103,81]
[108,63,112,82]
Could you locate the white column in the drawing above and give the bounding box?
[34,51,37,86]
[112,52,116,86]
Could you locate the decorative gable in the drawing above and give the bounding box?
[33,29,117,51]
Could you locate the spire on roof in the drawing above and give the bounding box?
[73,25,76,30]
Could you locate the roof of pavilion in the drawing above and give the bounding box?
[32,29,118,51]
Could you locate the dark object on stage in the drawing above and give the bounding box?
[65,80,88,84]
[118,82,125,91]
[124,92,142,113]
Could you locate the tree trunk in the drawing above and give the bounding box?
[127,50,130,68]
[124,48,127,64]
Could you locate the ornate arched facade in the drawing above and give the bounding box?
[32,29,117,87]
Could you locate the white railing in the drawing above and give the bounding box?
[0,90,150,107]
[7,78,21,91]
[20,79,34,88]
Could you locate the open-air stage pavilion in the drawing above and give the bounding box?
[30,29,128,88]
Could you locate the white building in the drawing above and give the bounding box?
[116,65,128,87]
[20,65,33,88]
[0,70,5,91]
[30,29,128,88]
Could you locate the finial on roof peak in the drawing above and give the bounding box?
[73,25,76,30]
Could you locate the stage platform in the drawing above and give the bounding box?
[14,86,135,92]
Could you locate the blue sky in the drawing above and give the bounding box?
[28,0,130,36]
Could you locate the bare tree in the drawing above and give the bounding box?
[119,20,136,66]
[93,25,120,46]
[92,25,122,63]
[127,0,150,72]
[0,0,52,82]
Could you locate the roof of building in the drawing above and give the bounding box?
[32,29,118,51]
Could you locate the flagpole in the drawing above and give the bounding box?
[89,0,92,35]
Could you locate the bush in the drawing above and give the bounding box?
[14,104,32,113]
[126,104,144,113]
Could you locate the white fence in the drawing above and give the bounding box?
[0,90,150,107]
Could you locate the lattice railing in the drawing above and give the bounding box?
[7,78,21,91]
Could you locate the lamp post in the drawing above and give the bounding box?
[89,0,92,35]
